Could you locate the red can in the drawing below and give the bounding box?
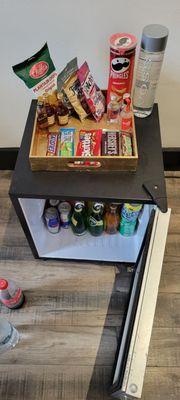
[107,33,138,106]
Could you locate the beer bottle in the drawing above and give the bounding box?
[88,203,104,236]
[71,202,87,235]
[104,204,120,234]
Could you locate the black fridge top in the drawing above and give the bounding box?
[9,100,167,212]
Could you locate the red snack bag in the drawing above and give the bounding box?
[78,62,105,122]
[107,33,137,106]
[76,129,102,156]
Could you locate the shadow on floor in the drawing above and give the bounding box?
[86,264,134,400]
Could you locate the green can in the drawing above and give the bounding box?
[119,203,143,236]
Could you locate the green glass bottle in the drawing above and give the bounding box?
[88,203,104,236]
[71,202,87,235]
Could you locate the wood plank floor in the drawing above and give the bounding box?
[0,171,179,400]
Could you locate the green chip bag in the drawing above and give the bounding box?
[12,43,57,96]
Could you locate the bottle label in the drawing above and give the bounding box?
[89,216,103,226]
[133,51,164,109]
[58,115,68,125]
[71,216,77,226]
[2,288,22,307]
[121,116,132,131]
[47,115,55,125]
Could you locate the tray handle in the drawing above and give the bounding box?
[67,161,101,169]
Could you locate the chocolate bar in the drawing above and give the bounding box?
[121,132,132,156]
[76,129,102,157]
[59,128,74,157]
[101,130,119,156]
[46,132,58,156]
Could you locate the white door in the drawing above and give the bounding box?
[111,207,171,399]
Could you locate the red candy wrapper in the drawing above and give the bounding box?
[76,129,102,157]
[46,132,58,156]
[78,62,105,122]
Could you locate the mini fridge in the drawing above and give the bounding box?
[9,101,170,399]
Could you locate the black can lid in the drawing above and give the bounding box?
[141,24,169,52]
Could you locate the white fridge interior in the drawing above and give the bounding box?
[19,198,153,262]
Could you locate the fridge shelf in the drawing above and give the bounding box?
[18,198,151,261]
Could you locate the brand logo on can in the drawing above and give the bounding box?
[30,61,49,79]
[111,57,130,74]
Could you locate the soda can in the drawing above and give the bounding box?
[120,203,143,236]
[49,199,60,207]
[107,33,137,107]
[58,202,71,229]
[44,207,60,234]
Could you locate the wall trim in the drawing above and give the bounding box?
[162,148,180,171]
[0,148,19,170]
[0,147,180,171]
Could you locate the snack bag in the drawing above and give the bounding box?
[12,43,57,96]
[57,58,90,121]
[78,62,105,122]
[76,129,102,157]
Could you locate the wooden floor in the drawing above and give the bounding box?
[0,171,180,400]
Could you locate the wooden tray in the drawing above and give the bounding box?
[29,113,138,172]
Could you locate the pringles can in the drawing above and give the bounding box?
[107,33,138,106]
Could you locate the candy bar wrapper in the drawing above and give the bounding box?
[12,43,57,96]
[57,58,90,121]
[121,132,132,156]
[76,129,102,157]
[59,128,75,157]
[101,130,119,156]
[46,132,58,156]
[78,62,105,122]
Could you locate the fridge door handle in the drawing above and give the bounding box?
[111,208,171,399]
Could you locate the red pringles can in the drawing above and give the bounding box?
[107,33,138,106]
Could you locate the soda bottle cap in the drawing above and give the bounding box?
[58,201,71,214]
[57,92,64,101]
[0,279,8,290]
[110,94,118,102]
[110,204,117,211]
[141,24,169,52]
[123,93,131,100]
[74,202,84,212]
[93,203,102,213]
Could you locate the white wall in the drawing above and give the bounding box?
[0,0,179,147]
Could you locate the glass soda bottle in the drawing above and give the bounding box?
[0,278,25,309]
[43,93,55,126]
[56,93,69,126]
[107,94,120,123]
[71,202,87,235]
[37,101,48,129]
[104,204,120,234]
[0,317,19,354]
[88,203,104,236]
